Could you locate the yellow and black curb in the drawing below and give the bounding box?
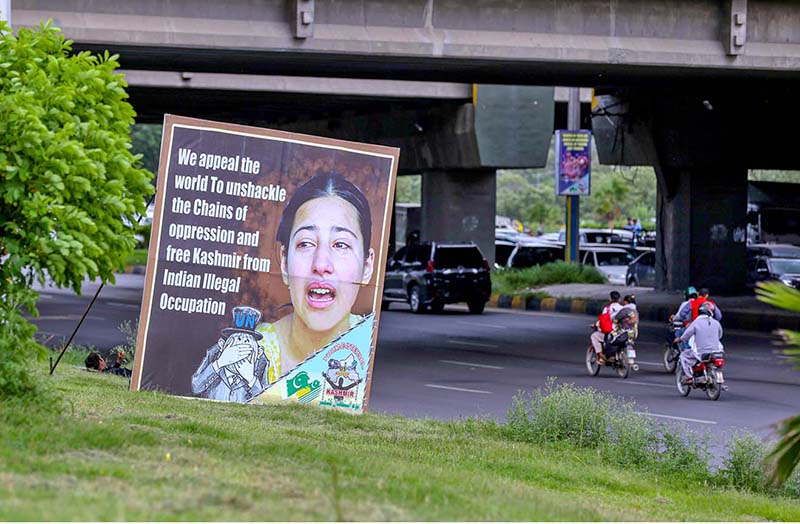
[490,293,800,332]
[122,265,147,275]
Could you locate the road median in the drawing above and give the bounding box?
[491,292,800,332]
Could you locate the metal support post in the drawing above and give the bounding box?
[565,87,581,263]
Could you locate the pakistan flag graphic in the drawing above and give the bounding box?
[249,314,375,414]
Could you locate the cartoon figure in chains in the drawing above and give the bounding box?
[322,354,363,402]
[191,306,270,403]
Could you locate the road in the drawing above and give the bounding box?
[33,274,800,440]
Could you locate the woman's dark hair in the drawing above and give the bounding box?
[85,352,102,370]
[276,171,372,257]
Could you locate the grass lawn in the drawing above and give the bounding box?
[1,361,799,521]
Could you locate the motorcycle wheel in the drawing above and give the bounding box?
[586,346,600,376]
[614,351,630,378]
[705,374,721,401]
[675,367,691,397]
[663,343,678,373]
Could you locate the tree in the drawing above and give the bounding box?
[0,20,153,396]
[755,282,800,484]
[395,174,421,204]
[130,123,163,176]
[497,139,658,232]
[590,176,630,225]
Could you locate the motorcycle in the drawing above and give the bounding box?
[663,320,684,373]
[675,351,727,400]
[586,328,639,378]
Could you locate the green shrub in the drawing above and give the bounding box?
[717,433,769,492]
[505,379,709,477]
[111,320,139,365]
[492,261,606,296]
[0,20,153,397]
[124,248,149,267]
[657,429,710,480]
[0,288,47,398]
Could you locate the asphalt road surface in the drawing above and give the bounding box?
[33,274,800,441]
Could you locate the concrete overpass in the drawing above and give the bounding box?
[12,0,800,84]
[12,0,800,293]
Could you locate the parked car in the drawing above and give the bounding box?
[558,228,634,245]
[626,251,656,287]
[746,255,800,289]
[495,239,517,268]
[747,243,800,259]
[580,246,635,285]
[507,240,564,269]
[383,241,491,314]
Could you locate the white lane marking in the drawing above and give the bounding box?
[636,360,665,366]
[35,331,63,338]
[425,384,492,394]
[455,320,505,329]
[37,293,54,300]
[35,315,106,321]
[636,412,717,425]
[624,380,674,389]
[483,306,781,340]
[447,339,499,349]
[106,302,140,309]
[440,359,504,370]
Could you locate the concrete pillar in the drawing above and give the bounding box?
[421,169,496,266]
[656,164,748,295]
[1,0,10,24]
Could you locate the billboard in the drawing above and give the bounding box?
[131,115,398,414]
[555,130,592,196]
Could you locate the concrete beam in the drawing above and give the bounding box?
[121,70,471,99]
[15,1,800,85]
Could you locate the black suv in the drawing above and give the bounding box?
[382,242,491,314]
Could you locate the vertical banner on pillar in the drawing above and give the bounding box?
[555,130,592,196]
[131,115,399,415]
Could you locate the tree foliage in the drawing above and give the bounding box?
[756,282,800,484]
[498,140,658,232]
[0,20,153,396]
[395,174,421,204]
[130,123,163,176]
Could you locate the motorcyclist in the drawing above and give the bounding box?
[674,302,723,384]
[670,286,697,349]
[613,294,639,339]
[591,291,622,364]
[675,287,722,324]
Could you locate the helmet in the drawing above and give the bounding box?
[685,286,698,299]
[698,302,715,316]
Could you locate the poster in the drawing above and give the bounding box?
[555,130,592,196]
[131,115,398,414]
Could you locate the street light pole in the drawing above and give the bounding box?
[565,87,581,263]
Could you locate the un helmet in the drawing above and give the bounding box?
[698,302,714,317]
[685,286,698,299]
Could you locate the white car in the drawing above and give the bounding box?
[581,247,635,285]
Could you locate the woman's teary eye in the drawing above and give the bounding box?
[296,239,316,249]
[333,241,351,250]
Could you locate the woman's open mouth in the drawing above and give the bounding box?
[306,281,337,309]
